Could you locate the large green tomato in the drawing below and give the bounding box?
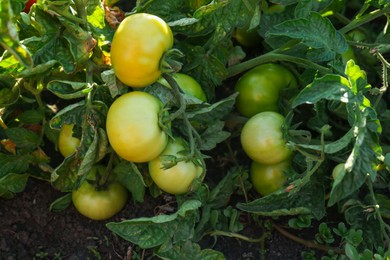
[148,138,203,195]
[234,63,297,117]
[240,111,292,164]
[106,91,168,163]
[58,124,80,157]
[251,160,289,196]
[72,165,128,220]
[157,73,207,102]
[110,13,173,88]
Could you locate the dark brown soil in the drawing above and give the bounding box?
[0,177,325,260]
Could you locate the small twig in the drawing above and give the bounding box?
[272,223,344,255]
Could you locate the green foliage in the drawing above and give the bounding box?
[1,0,390,258]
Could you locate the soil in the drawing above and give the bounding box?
[0,177,325,260]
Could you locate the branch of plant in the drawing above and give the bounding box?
[206,230,267,243]
[366,177,390,243]
[272,223,344,255]
[226,51,332,79]
[339,5,390,35]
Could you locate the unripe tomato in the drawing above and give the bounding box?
[110,13,174,87]
[240,111,292,165]
[72,165,128,220]
[251,160,289,196]
[157,73,207,102]
[234,63,297,117]
[58,124,80,157]
[106,91,168,163]
[331,163,345,180]
[148,138,203,195]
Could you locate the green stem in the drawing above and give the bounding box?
[366,178,390,243]
[272,223,344,254]
[206,230,266,243]
[49,5,84,24]
[339,6,390,34]
[226,52,332,79]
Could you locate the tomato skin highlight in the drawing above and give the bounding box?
[240,111,292,165]
[235,63,297,117]
[148,138,203,195]
[58,124,80,157]
[157,73,207,102]
[110,13,173,88]
[251,160,289,196]
[106,91,168,163]
[72,166,128,221]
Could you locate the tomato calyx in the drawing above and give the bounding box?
[160,48,184,74]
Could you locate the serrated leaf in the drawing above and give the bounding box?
[266,12,347,60]
[106,200,201,249]
[187,93,237,124]
[199,121,230,151]
[237,179,325,220]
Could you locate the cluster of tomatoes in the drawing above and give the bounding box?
[235,63,297,196]
[58,13,206,220]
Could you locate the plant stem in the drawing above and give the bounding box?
[226,52,332,79]
[366,177,390,243]
[272,223,344,255]
[207,230,266,243]
[339,6,390,34]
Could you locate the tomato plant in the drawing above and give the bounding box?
[58,124,80,158]
[72,165,128,220]
[110,13,174,88]
[148,137,203,195]
[250,160,289,196]
[157,73,207,102]
[106,91,168,163]
[240,111,292,165]
[234,26,262,48]
[234,63,297,117]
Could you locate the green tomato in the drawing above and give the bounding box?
[106,91,168,163]
[240,111,292,165]
[72,165,128,220]
[235,63,297,117]
[58,124,80,157]
[251,160,289,196]
[332,163,346,181]
[110,13,173,87]
[148,137,203,195]
[157,73,207,102]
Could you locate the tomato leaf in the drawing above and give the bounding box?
[0,0,33,68]
[0,173,29,199]
[266,12,348,61]
[237,178,326,220]
[156,240,225,260]
[5,127,40,152]
[49,192,72,212]
[46,80,90,99]
[113,161,146,203]
[0,154,32,178]
[106,199,201,249]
